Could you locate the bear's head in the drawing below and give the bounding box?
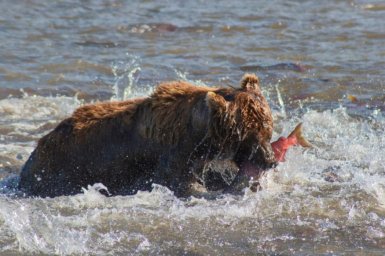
[199,74,276,187]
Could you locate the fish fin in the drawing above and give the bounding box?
[288,123,313,148]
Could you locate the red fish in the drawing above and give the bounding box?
[271,123,312,162]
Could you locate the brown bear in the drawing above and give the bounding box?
[18,74,277,197]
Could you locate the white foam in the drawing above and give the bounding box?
[0,94,82,121]
[0,94,84,173]
[1,102,385,254]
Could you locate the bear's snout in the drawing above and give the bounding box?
[234,141,277,178]
[259,141,277,169]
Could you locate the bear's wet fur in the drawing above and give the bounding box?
[19,74,276,197]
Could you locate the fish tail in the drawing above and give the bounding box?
[288,123,312,147]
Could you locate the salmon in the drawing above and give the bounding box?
[271,123,312,162]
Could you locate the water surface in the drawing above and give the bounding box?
[0,0,385,255]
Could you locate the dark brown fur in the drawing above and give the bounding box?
[19,74,276,197]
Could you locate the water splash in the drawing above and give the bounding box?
[275,81,286,118]
[174,69,207,86]
[111,55,141,101]
[0,93,82,122]
[0,94,84,180]
[0,102,384,254]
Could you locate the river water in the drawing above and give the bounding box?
[0,0,385,255]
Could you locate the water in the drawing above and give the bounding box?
[0,0,384,255]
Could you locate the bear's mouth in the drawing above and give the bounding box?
[218,160,266,194]
[232,141,277,180]
[200,159,263,189]
[237,160,265,179]
[224,158,276,193]
[200,158,275,193]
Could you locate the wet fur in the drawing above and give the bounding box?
[19,74,275,197]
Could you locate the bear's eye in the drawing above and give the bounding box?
[223,94,235,101]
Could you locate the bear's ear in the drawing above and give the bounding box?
[206,91,227,111]
[240,73,260,92]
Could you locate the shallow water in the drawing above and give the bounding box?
[0,0,385,255]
